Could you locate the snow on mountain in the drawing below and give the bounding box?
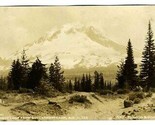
[11,23,141,69]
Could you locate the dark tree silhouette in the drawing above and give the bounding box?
[140,21,155,90]
[124,39,138,89]
[68,80,73,93]
[28,57,46,89]
[74,77,78,91]
[99,73,104,90]
[94,71,100,91]
[116,61,126,89]
[87,74,92,92]
[20,49,30,88]
[8,59,23,90]
[81,74,86,91]
[49,56,65,91]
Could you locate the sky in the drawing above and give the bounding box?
[0,6,155,57]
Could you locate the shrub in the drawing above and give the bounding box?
[129,92,145,101]
[150,88,155,92]
[69,95,91,104]
[35,81,58,97]
[134,98,141,104]
[146,92,152,97]
[124,100,134,108]
[100,90,113,95]
[117,89,129,94]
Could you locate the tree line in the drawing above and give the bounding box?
[116,21,155,91]
[66,72,113,93]
[7,50,65,92]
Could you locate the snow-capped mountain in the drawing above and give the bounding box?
[11,23,141,69]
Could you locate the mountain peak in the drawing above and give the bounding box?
[8,23,141,69]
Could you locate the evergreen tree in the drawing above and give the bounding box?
[20,49,30,88]
[81,74,86,91]
[124,39,138,89]
[140,21,155,90]
[8,59,23,90]
[49,56,65,91]
[116,61,126,89]
[74,77,78,91]
[94,71,100,91]
[77,79,81,91]
[28,57,46,89]
[0,76,8,90]
[87,74,92,92]
[68,80,73,93]
[85,74,89,92]
[99,73,104,90]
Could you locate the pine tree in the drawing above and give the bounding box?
[74,77,78,91]
[49,56,65,91]
[8,59,23,90]
[140,21,155,90]
[85,74,89,92]
[99,73,104,90]
[124,39,138,89]
[81,74,86,91]
[87,74,92,92]
[28,57,46,89]
[77,79,81,91]
[20,49,30,88]
[94,71,100,91]
[49,63,55,83]
[68,80,73,93]
[116,61,126,89]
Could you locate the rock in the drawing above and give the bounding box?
[48,101,57,105]
[133,109,139,112]
[124,100,134,108]
[130,112,135,116]
[122,112,126,115]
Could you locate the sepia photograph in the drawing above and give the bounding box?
[0,6,155,121]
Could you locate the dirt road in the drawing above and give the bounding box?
[0,92,155,120]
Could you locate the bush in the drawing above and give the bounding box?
[150,88,155,92]
[35,81,58,97]
[124,100,134,108]
[134,98,141,104]
[69,95,91,104]
[100,90,114,95]
[129,92,145,101]
[146,92,153,97]
[117,89,129,94]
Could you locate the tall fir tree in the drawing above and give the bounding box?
[94,71,99,91]
[20,49,30,88]
[116,61,126,89]
[49,56,65,91]
[124,39,138,89]
[28,57,46,89]
[99,73,104,90]
[81,74,86,91]
[87,74,92,92]
[140,21,155,90]
[74,77,78,91]
[68,80,73,93]
[8,59,23,90]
